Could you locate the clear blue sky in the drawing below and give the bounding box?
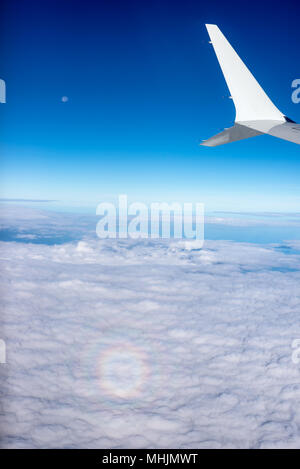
[1,0,300,211]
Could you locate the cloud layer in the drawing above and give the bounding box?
[1,231,300,448]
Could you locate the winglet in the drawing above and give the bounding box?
[205,24,285,122]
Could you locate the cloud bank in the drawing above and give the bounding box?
[1,229,300,448]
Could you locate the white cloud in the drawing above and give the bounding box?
[206,212,300,227]
[1,231,300,448]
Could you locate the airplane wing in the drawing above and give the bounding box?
[201,123,263,147]
[238,120,300,145]
[203,24,299,146]
[262,122,300,145]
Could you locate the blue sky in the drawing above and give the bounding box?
[1,0,300,211]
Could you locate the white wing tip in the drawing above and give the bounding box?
[204,23,284,122]
[205,24,218,30]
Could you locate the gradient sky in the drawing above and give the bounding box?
[1,0,300,211]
